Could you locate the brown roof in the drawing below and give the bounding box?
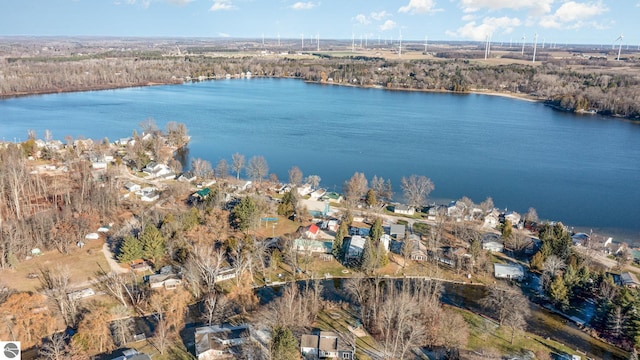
[300,334,318,349]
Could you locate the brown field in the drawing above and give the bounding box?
[1,238,109,292]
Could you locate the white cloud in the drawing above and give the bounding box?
[398,0,437,14]
[539,1,608,29]
[290,1,317,10]
[210,0,234,11]
[380,20,397,31]
[446,16,521,41]
[461,14,476,21]
[218,32,230,37]
[370,10,390,21]
[166,0,194,5]
[459,0,554,16]
[354,14,370,25]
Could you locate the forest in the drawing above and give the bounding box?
[1,38,639,120]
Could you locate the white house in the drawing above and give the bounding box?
[147,273,183,290]
[142,162,174,179]
[482,241,504,253]
[305,224,320,239]
[124,182,141,193]
[294,238,332,254]
[380,234,391,252]
[346,236,366,260]
[504,211,521,226]
[483,211,500,228]
[194,324,252,360]
[393,204,415,216]
[300,331,354,360]
[215,267,237,283]
[389,224,406,240]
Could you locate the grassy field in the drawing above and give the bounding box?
[1,238,110,292]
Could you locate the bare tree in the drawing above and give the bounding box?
[216,159,229,179]
[39,332,69,360]
[343,172,368,205]
[400,174,434,208]
[246,156,269,183]
[542,255,566,277]
[524,207,539,223]
[479,197,494,213]
[202,290,231,326]
[191,158,213,179]
[305,174,321,189]
[288,166,303,186]
[504,307,529,344]
[480,286,528,326]
[231,153,245,180]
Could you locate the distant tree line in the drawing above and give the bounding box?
[2,52,639,119]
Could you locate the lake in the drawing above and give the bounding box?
[1,78,639,241]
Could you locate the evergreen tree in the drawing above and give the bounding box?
[377,241,389,268]
[277,191,297,218]
[365,189,377,207]
[361,238,376,274]
[549,276,569,309]
[181,207,200,231]
[140,224,166,265]
[232,196,259,232]
[501,220,512,239]
[271,326,299,360]
[117,235,143,263]
[370,217,383,243]
[530,251,545,271]
[333,221,348,261]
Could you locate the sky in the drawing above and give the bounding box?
[0,0,637,45]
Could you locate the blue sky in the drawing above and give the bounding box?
[1,0,637,45]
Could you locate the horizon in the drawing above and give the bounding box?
[0,1,637,46]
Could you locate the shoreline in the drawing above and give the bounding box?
[0,80,182,100]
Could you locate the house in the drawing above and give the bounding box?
[322,192,343,203]
[620,272,640,288]
[297,183,313,196]
[142,162,174,179]
[124,182,141,193]
[503,211,521,226]
[140,190,160,202]
[349,225,370,237]
[147,273,183,290]
[194,324,252,360]
[92,161,108,170]
[310,188,327,200]
[305,224,320,239]
[483,209,500,228]
[294,238,332,254]
[300,334,319,358]
[345,236,366,260]
[300,331,354,360]
[326,219,339,232]
[482,233,504,253]
[406,238,428,261]
[215,267,237,283]
[276,184,291,194]
[67,288,96,301]
[393,204,415,216]
[130,260,151,272]
[191,188,212,203]
[571,233,590,246]
[389,224,406,240]
[494,263,525,281]
[447,201,465,218]
[177,171,197,182]
[110,349,152,360]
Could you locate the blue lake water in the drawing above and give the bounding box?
[1,78,639,241]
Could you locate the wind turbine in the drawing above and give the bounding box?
[277,33,281,47]
[532,33,538,63]
[484,34,490,60]
[615,34,623,61]
[521,35,526,56]
[541,37,545,49]
[424,35,428,53]
[301,33,304,51]
[317,33,320,51]
[399,29,402,57]
[352,33,355,52]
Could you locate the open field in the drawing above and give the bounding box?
[1,238,110,292]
